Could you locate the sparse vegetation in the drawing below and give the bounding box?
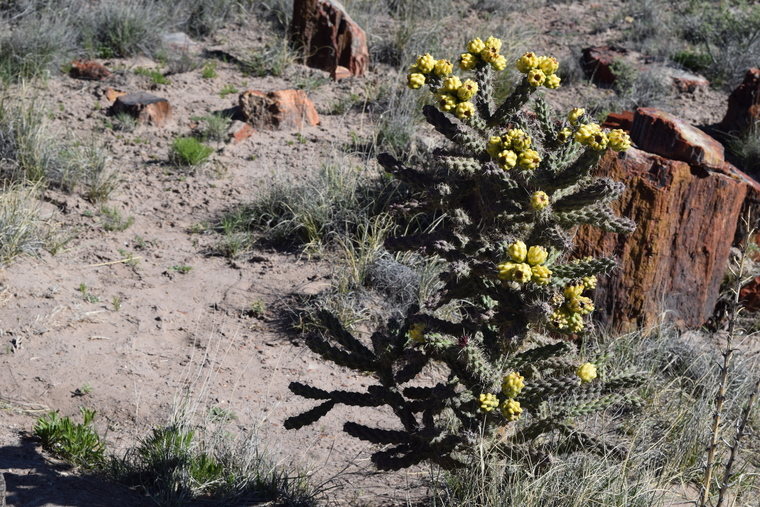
[728,122,760,175]
[134,66,171,86]
[192,113,230,143]
[100,206,134,232]
[169,137,214,167]
[0,184,51,264]
[34,408,106,469]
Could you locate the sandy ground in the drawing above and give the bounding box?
[0,3,735,506]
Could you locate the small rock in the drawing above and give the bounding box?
[227,120,254,144]
[719,68,760,134]
[668,69,710,94]
[332,65,352,80]
[580,45,628,85]
[105,87,127,102]
[110,92,171,127]
[602,111,634,132]
[290,0,369,78]
[239,89,320,130]
[631,107,725,170]
[69,60,111,80]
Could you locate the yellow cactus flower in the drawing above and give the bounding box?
[416,53,436,74]
[496,149,517,170]
[480,47,499,64]
[455,101,476,120]
[434,59,454,77]
[459,52,477,70]
[551,309,569,329]
[557,127,573,143]
[587,131,609,151]
[485,36,503,52]
[568,313,585,332]
[457,79,479,101]
[508,240,528,262]
[567,295,593,314]
[503,129,531,151]
[575,123,602,144]
[501,399,522,421]
[577,362,598,382]
[516,52,538,73]
[497,261,516,281]
[564,284,584,298]
[531,264,552,285]
[545,74,561,89]
[408,323,425,343]
[479,392,499,412]
[407,73,426,89]
[511,263,533,283]
[608,129,632,151]
[436,93,458,112]
[567,107,586,125]
[491,54,507,71]
[487,136,503,158]
[527,68,546,87]
[441,76,463,93]
[518,149,541,170]
[530,191,550,210]
[526,245,548,266]
[467,38,486,54]
[502,372,525,398]
[537,55,559,75]
[582,276,597,290]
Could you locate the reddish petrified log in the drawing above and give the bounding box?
[575,148,748,331]
[109,92,171,126]
[238,89,320,130]
[69,60,111,80]
[290,0,369,77]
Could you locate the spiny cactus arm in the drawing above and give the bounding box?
[283,400,336,430]
[377,152,440,187]
[552,178,625,211]
[344,421,413,445]
[504,342,572,369]
[316,310,377,363]
[533,357,578,374]
[552,257,616,279]
[533,96,558,144]
[488,78,535,127]
[555,206,636,233]
[423,105,486,154]
[305,333,375,371]
[474,65,495,119]
[555,392,643,419]
[598,372,646,392]
[438,155,483,176]
[544,148,603,191]
[521,376,582,408]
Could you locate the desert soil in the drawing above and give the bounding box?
[0,3,731,506]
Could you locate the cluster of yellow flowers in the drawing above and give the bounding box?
[435,75,479,120]
[501,398,523,421]
[576,362,598,383]
[486,129,541,171]
[561,108,632,152]
[407,323,426,343]
[502,371,525,398]
[407,53,453,90]
[497,241,552,285]
[478,392,499,412]
[459,36,507,72]
[550,279,596,332]
[530,190,550,210]
[515,51,561,89]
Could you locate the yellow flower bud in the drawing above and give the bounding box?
[434,59,454,77]
[516,51,538,73]
[527,68,546,87]
[436,93,457,112]
[467,38,486,54]
[502,372,525,398]
[491,54,507,71]
[587,131,609,151]
[455,101,476,120]
[567,107,586,125]
[577,362,597,383]
[440,75,463,93]
[531,265,552,285]
[511,263,532,283]
[457,79,479,101]
[568,313,585,332]
[608,129,632,151]
[459,52,477,70]
[526,245,548,266]
[408,72,427,89]
[537,55,559,75]
[545,74,561,89]
[496,149,517,170]
[485,36,503,52]
[530,191,550,210]
[479,392,499,412]
[564,284,584,298]
[507,240,527,262]
[497,261,517,281]
[582,276,597,290]
[416,53,436,74]
[504,129,531,152]
[557,127,573,143]
[501,399,522,421]
[518,149,541,170]
[487,136,503,158]
[407,323,425,343]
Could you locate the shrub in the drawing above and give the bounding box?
[285,38,643,471]
[192,113,230,143]
[728,122,760,175]
[0,12,75,82]
[78,0,165,58]
[34,408,106,469]
[169,137,214,167]
[0,184,51,264]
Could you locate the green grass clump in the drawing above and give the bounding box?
[192,113,230,143]
[0,184,51,265]
[169,137,214,167]
[200,62,218,79]
[134,67,171,86]
[34,408,106,469]
[728,123,760,175]
[78,0,165,58]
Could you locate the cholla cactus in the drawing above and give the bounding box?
[285,38,644,471]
